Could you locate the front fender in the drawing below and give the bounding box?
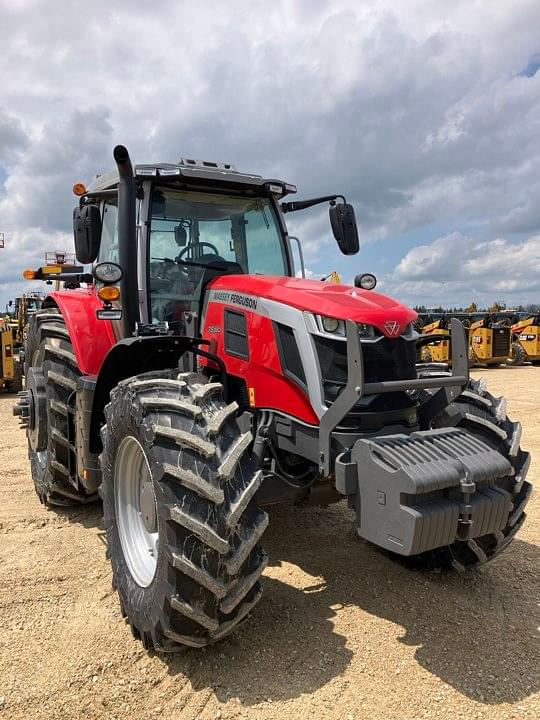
[88,335,197,453]
[45,288,116,375]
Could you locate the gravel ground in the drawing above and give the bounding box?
[0,366,538,720]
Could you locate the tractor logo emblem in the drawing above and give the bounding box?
[384,320,401,336]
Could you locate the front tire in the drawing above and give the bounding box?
[100,370,268,650]
[414,378,532,570]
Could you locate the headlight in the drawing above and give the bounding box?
[315,315,376,338]
[93,262,123,284]
[316,315,346,336]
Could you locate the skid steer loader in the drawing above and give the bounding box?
[469,315,512,367]
[418,313,473,364]
[14,145,531,651]
[507,314,540,365]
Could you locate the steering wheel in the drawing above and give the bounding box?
[177,242,220,261]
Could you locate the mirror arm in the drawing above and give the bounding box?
[81,189,118,205]
[281,194,346,213]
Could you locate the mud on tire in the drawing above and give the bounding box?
[25,308,94,506]
[100,370,268,650]
[414,377,532,570]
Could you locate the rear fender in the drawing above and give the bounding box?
[44,289,116,375]
[88,335,197,453]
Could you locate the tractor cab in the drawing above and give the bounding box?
[146,186,289,333]
[74,148,359,343]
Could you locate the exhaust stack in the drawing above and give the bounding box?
[113,145,138,337]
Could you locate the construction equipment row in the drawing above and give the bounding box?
[417,312,540,366]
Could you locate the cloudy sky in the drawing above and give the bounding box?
[1,0,539,310]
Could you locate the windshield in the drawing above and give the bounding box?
[148,187,288,328]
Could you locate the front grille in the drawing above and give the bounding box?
[313,334,418,419]
[492,327,510,357]
[314,335,416,386]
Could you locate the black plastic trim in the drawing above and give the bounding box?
[274,322,307,390]
[224,309,249,360]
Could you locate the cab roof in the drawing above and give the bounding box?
[88,157,297,197]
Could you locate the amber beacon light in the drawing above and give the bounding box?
[72,182,87,196]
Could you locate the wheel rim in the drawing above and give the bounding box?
[114,436,158,588]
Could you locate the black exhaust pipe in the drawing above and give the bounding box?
[113,145,138,337]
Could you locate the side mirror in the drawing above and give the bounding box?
[329,203,359,255]
[73,204,102,264]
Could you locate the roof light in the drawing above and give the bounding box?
[285,183,297,194]
[158,167,181,176]
[268,183,284,195]
[23,269,36,280]
[73,182,87,196]
[137,167,158,176]
[355,273,377,291]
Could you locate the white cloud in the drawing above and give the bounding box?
[386,233,540,306]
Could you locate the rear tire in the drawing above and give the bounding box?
[413,378,532,570]
[100,370,268,650]
[24,308,95,506]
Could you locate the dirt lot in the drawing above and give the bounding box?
[0,366,538,720]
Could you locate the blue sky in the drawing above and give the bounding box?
[0,0,539,311]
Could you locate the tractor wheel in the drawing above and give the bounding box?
[100,370,268,650]
[22,308,94,506]
[506,342,527,366]
[413,378,532,570]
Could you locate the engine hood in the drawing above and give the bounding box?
[208,274,417,338]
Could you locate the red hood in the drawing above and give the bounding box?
[209,275,417,338]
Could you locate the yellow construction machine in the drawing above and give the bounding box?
[419,314,472,364]
[0,317,21,391]
[8,293,44,345]
[507,314,540,365]
[419,316,452,363]
[468,315,511,366]
[420,313,512,367]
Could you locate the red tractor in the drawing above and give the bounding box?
[15,146,531,650]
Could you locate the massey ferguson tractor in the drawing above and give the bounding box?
[15,146,532,651]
